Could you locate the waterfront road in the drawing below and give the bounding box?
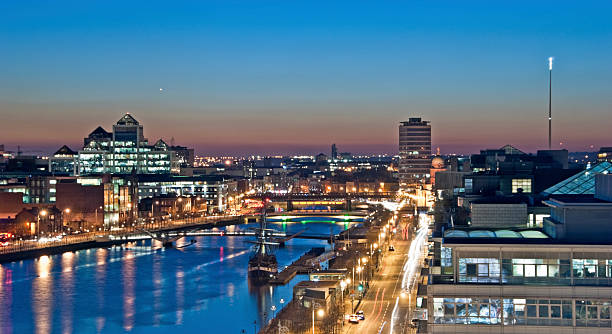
[343,213,429,334]
[0,214,241,257]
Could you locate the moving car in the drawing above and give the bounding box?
[0,233,14,247]
[356,310,365,320]
[388,245,395,251]
[348,314,360,324]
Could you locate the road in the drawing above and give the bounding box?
[343,213,429,334]
[0,214,241,256]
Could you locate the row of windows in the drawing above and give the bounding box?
[456,258,612,284]
[433,297,612,327]
[400,142,431,146]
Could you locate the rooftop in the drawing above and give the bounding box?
[53,145,77,156]
[116,113,140,126]
[88,126,111,137]
[443,228,549,239]
[294,280,339,288]
[542,161,612,195]
[471,196,527,205]
[544,194,612,206]
[441,226,612,245]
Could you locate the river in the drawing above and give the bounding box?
[0,218,361,334]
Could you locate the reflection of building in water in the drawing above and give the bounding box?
[176,268,185,325]
[248,279,275,330]
[122,251,135,331]
[0,266,13,334]
[95,248,107,333]
[153,253,162,326]
[33,255,53,334]
[61,252,75,334]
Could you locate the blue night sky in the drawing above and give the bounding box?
[1,1,611,155]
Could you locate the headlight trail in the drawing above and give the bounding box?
[401,213,429,291]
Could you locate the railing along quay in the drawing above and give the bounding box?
[0,214,242,256]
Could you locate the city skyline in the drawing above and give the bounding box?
[4,3,612,334]
[0,110,606,157]
[2,1,612,155]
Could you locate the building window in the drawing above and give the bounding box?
[513,299,573,326]
[572,259,612,279]
[458,258,500,283]
[511,259,559,278]
[576,300,612,327]
[512,179,532,193]
[441,247,453,275]
[465,179,473,192]
[433,298,501,325]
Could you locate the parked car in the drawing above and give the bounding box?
[389,245,395,251]
[356,310,365,320]
[348,314,360,324]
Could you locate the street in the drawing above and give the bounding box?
[342,212,429,334]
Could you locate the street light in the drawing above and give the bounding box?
[340,280,347,318]
[63,208,71,234]
[95,206,103,231]
[37,209,47,239]
[312,304,324,334]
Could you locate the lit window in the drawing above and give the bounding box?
[512,179,532,193]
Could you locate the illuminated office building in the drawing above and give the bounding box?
[399,118,431,186]
[77,114,182,175]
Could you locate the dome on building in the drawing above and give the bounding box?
[432,156,445,169]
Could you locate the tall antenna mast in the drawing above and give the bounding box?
[548,57,553,149]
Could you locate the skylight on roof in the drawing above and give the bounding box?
[468,230,496,238]
[518,230,548,239]
[494,230,521,238]
[444,230,468,238]
[542,162,612,195]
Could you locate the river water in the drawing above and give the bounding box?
[0,218,360,334]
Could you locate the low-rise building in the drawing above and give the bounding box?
[136,174,230,214]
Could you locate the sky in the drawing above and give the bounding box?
[1,1,611,156]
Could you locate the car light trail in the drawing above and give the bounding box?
[401,213,429,291]
[388,296,399,334]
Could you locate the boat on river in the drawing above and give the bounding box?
[247,209,279,284]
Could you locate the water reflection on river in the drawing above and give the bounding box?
[0,220,357,334]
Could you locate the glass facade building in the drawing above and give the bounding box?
[427,230,612,333]
[76,114,180,175]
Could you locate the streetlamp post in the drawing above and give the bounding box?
[63,208,71,235]
[127,202,133,231]
[37,209,47,240]
[312,303,324,334]
[340,279,347,322]
[95,206,103,232]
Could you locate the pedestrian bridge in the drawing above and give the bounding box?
[108,227,338,246]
